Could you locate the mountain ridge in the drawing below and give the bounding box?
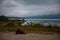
[7,13,60,19]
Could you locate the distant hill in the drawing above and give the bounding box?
[0,15,9,22]
[25,13,60,19]
[7,17,25,20]
[7,13,60,19]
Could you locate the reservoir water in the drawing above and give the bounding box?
[9,18,60,26]
[24,19,60,26]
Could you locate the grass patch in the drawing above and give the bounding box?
[0,21,60,34]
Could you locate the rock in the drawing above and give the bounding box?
[16,29,26,34]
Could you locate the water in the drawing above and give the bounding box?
[9,18,60,26]
[24,19,60,26]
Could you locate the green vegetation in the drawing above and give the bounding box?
[0,15,60,34]
[0,15,9,22]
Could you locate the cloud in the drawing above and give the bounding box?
[0,0,60,17]
[16,0,58,5]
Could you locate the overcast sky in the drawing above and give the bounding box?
[0,0,60,17]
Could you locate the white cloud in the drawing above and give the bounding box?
[1,0,59,17]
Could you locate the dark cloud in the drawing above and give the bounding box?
[4,3,17,8]
[0,0,3,4]
[0,0,3,15]
[0,0,60,17]
[15,0,58,5]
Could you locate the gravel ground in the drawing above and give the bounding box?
[0,32,60,40]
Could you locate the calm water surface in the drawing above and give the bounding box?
[24,19,60,26]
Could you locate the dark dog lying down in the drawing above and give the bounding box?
[16,29,26,34]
